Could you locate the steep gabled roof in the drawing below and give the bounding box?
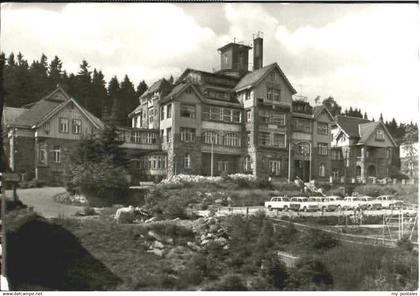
[336,115,371,137]
[159,82,204,105]
[234,63,297,94]
[2,107,27,126]
[358,121,397,147]
[313,105,334,121]
[10,87,103,130]
[140,79,172,98]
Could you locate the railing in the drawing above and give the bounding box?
[117,128,161,149]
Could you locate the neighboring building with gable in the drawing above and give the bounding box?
[4,87,104,185]
[330,115,399,183]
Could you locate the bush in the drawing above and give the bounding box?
[204,274,248,291]
[18,179,45,189]
[66,160,130,207]
[308,230,340,250]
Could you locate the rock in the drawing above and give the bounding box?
[114,206,136,224]
[151,240,164,249]
[214,237,227,246]
[223,245,229,250]
[206,233,213,239]
[200,234,206,241]
[148,230,163,242]
[209,224,219,233]
[187,241,202,252]
[145,217,157,223]
[201,239,209,246]
[165,237,174,245]
[215,199,223,205]
[147,248,164,257]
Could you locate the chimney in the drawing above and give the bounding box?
[253,32,263,71]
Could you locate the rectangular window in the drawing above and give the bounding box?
[246,110,252,123]
[180,104,196,118]
[317,123,329,135]
[267,87,273,101]
[376,129,385,140]
[387,149,392,159]
[160,106,165,120]
[202,106,210,120]
[39,146,47,165]
[180,127,195,143]
[210,107,221,121]
[167,104,172,118]
[232,110,241,123]
[217,161,229,172]
[318,143,328,155]
[270,113,286,126]
[247,132,251,146]
[273,133,286,148]
[245,90,251,100]
[260,111,270,124]
[148,108,154,123]
[273,89,280,102]
[331,150,342,160]
[293,118,311,133]
[72,119,82,134]
[184,153,191,169]
[269,160,281,176]
[166,128,172,142]
[259,132,270,146]
[203,131,219,145]
[222,109,232,122]
[51,145,61,163]
[223,133,240,147]
[59,118,69,133]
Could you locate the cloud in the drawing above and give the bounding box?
[1,3,219,85]
[273,5,419,122]
[1,3,418,122]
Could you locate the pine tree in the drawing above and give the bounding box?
[119,75,138,126]
[363,112,368,120]
[321,96,342,117]
[90,69,107,118]
[107,76,121,125]
[48,56,64,88]
[136,80,148,98]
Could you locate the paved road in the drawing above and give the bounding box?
[6,187,84,219]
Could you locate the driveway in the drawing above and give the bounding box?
[6,187,84,219]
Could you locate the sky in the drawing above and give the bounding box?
[1,2,419,123]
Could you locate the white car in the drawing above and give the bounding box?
[356,196,382,210]
[339,196,360,210]
[290,197,319,212]
[375,195,403,209]
[323,196,343,211]
[265,196,291,211]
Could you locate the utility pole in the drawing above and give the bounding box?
[288,143,293,182]
[1,173,6,279]
[309,142,312,182]
[211,137,214,177]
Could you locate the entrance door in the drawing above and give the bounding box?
[295,160,310,182]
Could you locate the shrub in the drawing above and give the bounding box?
[83,206,96,216]
[308,230,340,250]
[261,254,289,290]
[205,274,248,291]
[66,160,130,207]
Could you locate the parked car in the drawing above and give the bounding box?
[308,196,325,211]
[290,197,319,212]
[338,196,359,210]
[323,196,343,211]
[265,196,291,211]
[357,196,382,210]
[375,195,403,209]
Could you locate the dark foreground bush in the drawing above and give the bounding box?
[6,210,121,290]
[204,274,248,291]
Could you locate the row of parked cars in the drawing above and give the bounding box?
[264,195,404,212]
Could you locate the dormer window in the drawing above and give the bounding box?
[376,129,385,140]
[72,119,82,134]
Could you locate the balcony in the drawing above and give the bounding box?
[117,128,161,151]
